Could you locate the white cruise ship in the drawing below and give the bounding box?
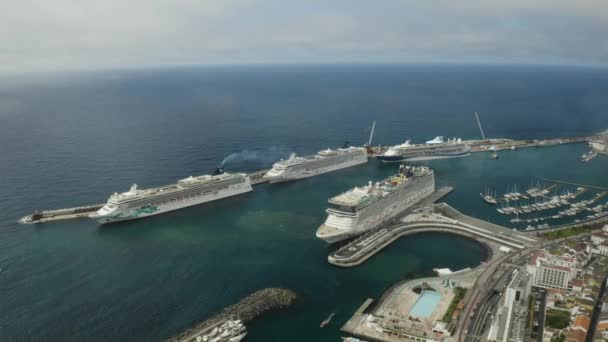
[316,165,435,243]
[377,136,470,162]
[91,168,252,224]
[263,144,368,183]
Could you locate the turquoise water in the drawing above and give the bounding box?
[409,291,442,318]
[1,65,608,341]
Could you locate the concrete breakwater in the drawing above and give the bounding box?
[167,288,297,342]
[18,204,103,224]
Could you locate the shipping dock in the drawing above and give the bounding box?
[18,170,270,224]
[367,113,603,158]
[17,123,607,225]
[368,136,592,158]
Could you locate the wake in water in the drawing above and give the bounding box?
[220,146,293,169]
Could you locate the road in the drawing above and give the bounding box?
[465,268,513,342]
[533,288,547,342]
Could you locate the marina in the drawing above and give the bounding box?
[476,176,608,231]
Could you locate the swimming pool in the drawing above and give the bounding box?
[409,290,442,318]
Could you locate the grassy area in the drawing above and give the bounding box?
[541,226,590,240]
[549,248,566,256]
[565,240,579,248]
[545,309,571,329]
[442,287,467,323]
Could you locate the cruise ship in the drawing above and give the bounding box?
[376,136,470,162]
[316,165,435,243]
[263,144,368,183]
[91,168,252,224]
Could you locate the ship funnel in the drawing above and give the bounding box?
[212,166,224,175]
[129,184,138,193]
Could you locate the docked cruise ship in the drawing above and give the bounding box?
[91,168,252,224]
[263,144,368,183]
[316,165,435,243]
[376,136,470,162]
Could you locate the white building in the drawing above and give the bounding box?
[595,241,608,257]
[526,250,577,290]
[591,230,608,246]
[487,270,532,342]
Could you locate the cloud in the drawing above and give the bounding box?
[1,0,607,72]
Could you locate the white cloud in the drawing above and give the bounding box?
[1,0,607,72]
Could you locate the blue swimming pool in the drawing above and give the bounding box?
[409,290,442,318]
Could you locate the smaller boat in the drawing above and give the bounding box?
[320,312,336,328]
[480,188,498,205]
[490,152,499,160]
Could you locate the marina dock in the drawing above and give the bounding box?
[542,179,608,192]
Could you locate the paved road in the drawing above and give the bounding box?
[466,268,512,342]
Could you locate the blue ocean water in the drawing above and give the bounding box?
[1,64,608,341]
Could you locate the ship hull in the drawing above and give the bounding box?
[92,182,253,224]
[316,171,435,243]
[267,154,367,183]
[377,151,470,162]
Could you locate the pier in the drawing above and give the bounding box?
[19,204,103,224]
[329,202,539,267]
[368,135,593,157]
[542,179,608,192]
[167,288,296,342]
[18,169,270,224]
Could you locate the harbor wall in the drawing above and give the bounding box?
[166,288,296,342]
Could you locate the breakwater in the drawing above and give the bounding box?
[18,204,103,224]
[167,288,297,342]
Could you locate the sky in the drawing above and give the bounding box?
[1,0,608,72]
